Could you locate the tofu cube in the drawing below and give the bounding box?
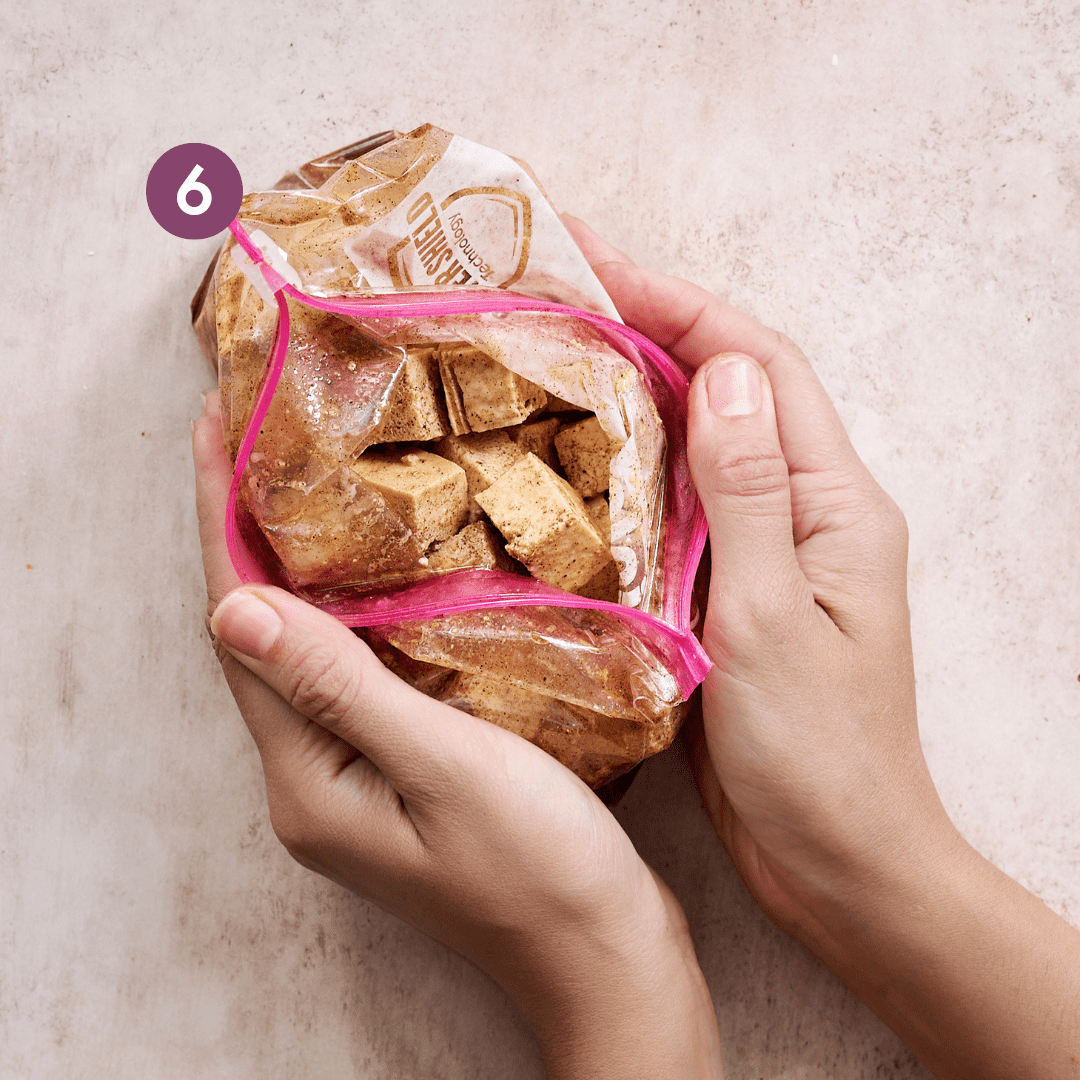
[577,494,620,602]
[435,430,524,517]
[425,521,511,572]
[475,454,612,592]
[370,346,450,443]
[441,344,547,431]
[584,494,612,540]
[508,416,561,471]
[261,467,422,588]
[436,349,472,435]
[554,416,623,498]
[543,392,587,413]
[438,671,544,742]
[350,450,467,546]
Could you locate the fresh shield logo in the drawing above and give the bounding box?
[387,188,531,289]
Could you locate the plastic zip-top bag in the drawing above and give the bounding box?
[191,125,711,788]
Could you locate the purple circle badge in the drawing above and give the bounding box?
[146,143,243,240]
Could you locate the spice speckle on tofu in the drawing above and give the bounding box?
[351,449,468,545]
[440,344,547,431]
[426,520,512,572]
[475,453,613,593]
[508,415,561,470]
[435,430,525,517]
[554,415,624,498]
[370,346,450,443]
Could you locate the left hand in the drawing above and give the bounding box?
[193,391,724,1080]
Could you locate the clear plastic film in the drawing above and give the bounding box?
[191,126,711,788]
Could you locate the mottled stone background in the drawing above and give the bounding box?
[2,2,1077,1077]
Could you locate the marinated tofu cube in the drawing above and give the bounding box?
[370,346,450,443]
[435,430,525,516]
[554,416,623,498]
[441,344,547,431]
[438,671,544,741]
[425,521,511,572]
[350,450,467,545]
[584,494,612,540]
[508,416,561,471]
[475,454,612,592]
[436,349,472,435]
[261,467,421,588]
[577,494,620,602]
[544,392,587,413]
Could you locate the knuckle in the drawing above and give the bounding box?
[708,447,790,505]
[748,577,813,641]
[266,798,305,856]
[881,497,909,551]
[703,579,813,664]
[811,463,910,557]
[264,782,332,872]
[267,797,319,867]
[280,639,365,728]
[771,331,811,368]
[860,487,910,557]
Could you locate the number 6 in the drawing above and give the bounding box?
[177,164,212,216]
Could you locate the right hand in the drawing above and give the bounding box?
[565,213,1080,1080]
[564,214,947,928]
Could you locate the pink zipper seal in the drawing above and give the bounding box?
[222,218,712,690]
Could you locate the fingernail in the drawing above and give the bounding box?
[210,589,283,661]
[200,392,210,415]
[706,358,762,417]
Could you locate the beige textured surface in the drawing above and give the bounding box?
[2,2,1077,1077]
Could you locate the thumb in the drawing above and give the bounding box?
[208,584,536,802]
[210,584,454,782]
[687,354,812,646]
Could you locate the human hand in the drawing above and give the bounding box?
[563,214,942,920]
[192,392,723,1080]
[563,214,1080,1080]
